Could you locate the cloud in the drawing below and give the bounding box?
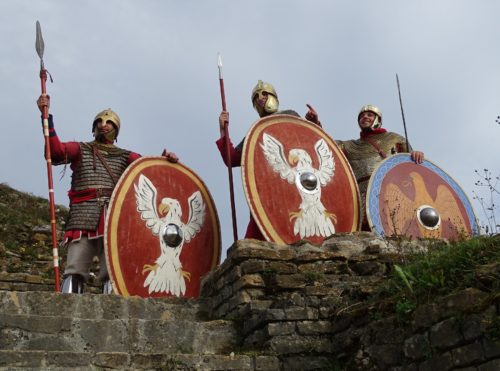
[1,1,499,255]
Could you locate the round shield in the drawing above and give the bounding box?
[242,114,361,245]
[105,157,221,298]
[366,154,479,240]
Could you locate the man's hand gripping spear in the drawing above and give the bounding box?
[35,21,60,291]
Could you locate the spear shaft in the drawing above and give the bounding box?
[36,21,60,291]
[396,74,411,152]
[218,54,238,242]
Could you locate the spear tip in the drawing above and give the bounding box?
[217,53,223,68]
[217,53,223,79]
[35,20,45,61]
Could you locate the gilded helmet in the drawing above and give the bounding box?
[251,80,279,117]
[358,104,382,129]
[92,109,121,141]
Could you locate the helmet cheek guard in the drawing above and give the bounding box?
[358,104,382,129]
[92,109,121,141]
[251,80,279,117]
[263,94,279,115]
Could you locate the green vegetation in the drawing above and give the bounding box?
[304,270,325,283]
[377,235,500,325]
[385,236,500,297]
[0,183,68,277]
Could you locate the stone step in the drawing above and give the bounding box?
[0,291,242,357]
[0,314,239,355]
[0,291,203,321]
[0,350,280,370]
[0,272,102,294]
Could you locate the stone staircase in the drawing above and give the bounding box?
[0,291,275,370]
[2,236,499,370]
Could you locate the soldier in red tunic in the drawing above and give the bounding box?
[37,94,177,293]
[336,105,424,230]
[216,80,322,240]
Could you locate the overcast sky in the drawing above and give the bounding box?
[1,1,499,255]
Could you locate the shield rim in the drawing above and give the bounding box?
[104,156,221,296]
[241,114,361,244]
[366,153,479,237]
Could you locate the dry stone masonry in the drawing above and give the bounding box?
[1,232,499,370]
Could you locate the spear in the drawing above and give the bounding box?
[36,21,60,291]
[218,53,238,242]
[396,74,411,152]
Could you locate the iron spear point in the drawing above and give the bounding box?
[35,21,45,69]
[217,53,223,79]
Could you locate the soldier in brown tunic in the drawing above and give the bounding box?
[37,94,177,293]
[336,105,424,230]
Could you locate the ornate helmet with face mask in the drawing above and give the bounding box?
[251,80,279,117]
[92,109,121,142]
[358,104,382,129]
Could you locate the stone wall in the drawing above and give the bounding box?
[1,233,499,370]
[200,234,500,370]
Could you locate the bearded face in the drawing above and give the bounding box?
[93,119,118,143]
[92,109,120,143]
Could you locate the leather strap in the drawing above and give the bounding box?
[361,137,387,159]
[91,145,120,184]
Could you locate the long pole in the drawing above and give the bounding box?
[218,54,238,242]
[396,74,411,152]
[36,21,60,291]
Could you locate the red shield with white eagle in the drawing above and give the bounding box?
[105,157,221,298]
[242,114,361,245]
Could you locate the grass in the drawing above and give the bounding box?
[0,183,68,276]
[0,184,67,243]
[385,236,500,298]
[304,270,325,283]
[375,235,500,324]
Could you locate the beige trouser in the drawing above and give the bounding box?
[63,236,108,282]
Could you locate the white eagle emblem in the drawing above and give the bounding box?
[134,174,205,296]
[260,133,336,238]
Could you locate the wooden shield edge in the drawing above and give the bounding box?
[241,114,361,244]
[105,156,221,296]
[366,153,479,237]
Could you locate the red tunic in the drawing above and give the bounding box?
[216,136,264,241]
[46,115,140,244]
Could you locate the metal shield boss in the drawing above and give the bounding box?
[105,157,221,298]
[242,114,361,245]
[366,154,479,240]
